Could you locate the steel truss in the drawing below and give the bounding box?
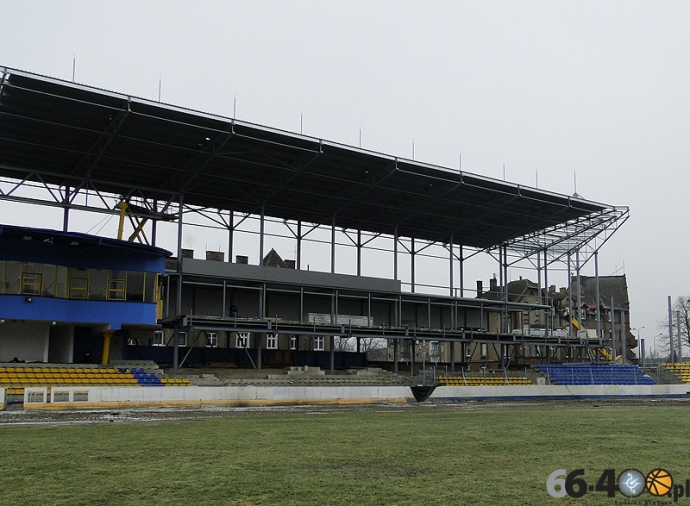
[0,66,631,372]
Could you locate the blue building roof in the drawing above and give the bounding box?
[0,225,170,273]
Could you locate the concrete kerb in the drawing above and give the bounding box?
[7,384,690,411]
[428,384,690,401]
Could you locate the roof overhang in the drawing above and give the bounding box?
[0,66,625,251]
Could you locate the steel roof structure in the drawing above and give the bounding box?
[0,67,627,255]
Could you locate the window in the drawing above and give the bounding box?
[266,334,277,349]
[69,277,89,299]
[480,343,488,359]
[21,273,42,295]
[107,279,126,300]
[236,332,250,348]
[153,331,165,347]
[206,332,218,348]
[314,336,325,351]
[176,332,187,347]
[289,335,297,350]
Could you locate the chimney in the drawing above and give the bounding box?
[490,277,498,291]
[476,280,483,297]
[559,286,567,293]
[549,285,556,294]
[206,251,224,262]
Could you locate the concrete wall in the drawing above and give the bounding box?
[21,385,410,410]
[182,259,401,293]
[429,384,690,401]
[13,383,690,412]
[0,320,49,362]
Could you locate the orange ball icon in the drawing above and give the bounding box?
[646,469,673,496]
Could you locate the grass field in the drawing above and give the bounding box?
[0,402,688,505]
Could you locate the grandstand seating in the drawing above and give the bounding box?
[437,374,533,386]
[662,363,690,383]
[0,365,190,394]
[533,363,655,385]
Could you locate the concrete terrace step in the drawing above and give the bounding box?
[224,374,414,387]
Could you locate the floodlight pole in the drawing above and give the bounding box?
[677,310,682,362]
[669,296,674,363]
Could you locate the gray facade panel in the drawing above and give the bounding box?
[181,259,401,293]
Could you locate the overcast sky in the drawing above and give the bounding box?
[2,0,689,355]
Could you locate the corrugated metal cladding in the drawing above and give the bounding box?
[0,67,608,249]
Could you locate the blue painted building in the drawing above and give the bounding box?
[0,225,170,363]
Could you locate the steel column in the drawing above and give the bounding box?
[594,251,601,343]
[393,226,398,280]
[227,209,234,262]
[393,338,399,373]
[331,216,336,274]
[459,245,464,297]
[567,252,572,338]
[449,235,454,297]
[296,220,302,270]
[357,229,362,277]
[259,205,265,265]
[411,237,415,293]
[62,185,70,232]
[611,297,617,362]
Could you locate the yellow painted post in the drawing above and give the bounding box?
[102,330,114,365]
[116,202,128,240]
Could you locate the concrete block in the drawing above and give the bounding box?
[238,386,257,401]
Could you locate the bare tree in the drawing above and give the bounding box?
[334,336,354,352]
[358,337,386,352]
[657,296,690,356]
[332,336,387,353]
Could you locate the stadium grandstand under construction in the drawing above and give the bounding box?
[1,66,681,409]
